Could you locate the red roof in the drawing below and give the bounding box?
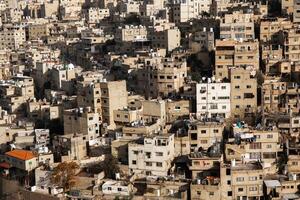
[5,149,36,161]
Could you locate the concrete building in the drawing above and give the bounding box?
[77,80,128,130]
[229,67,257,122]
[151,27,181,52]
[115,25,148,43]
[215,39,259,80]
[137,55,187,98]
[63,107,100,140]
[85,8,110,23]
[0,24,25,50]
[171,0,212,23]
[196,81,231,119]
[53,134,87,161]
[188,121,224,152]
[220,12,255,40]
[128,134,175,176]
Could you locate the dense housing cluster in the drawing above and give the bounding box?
[1,0,300,199]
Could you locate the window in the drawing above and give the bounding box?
[201,130,206,134]
[201,140,207,144]
[108,187,112,191]
[236,177,244,182]
[246,85,251,88]
[292,161,298,165]
[221,86,226,89]
[267,144,272,148]
[209,192,214,196]
[267,134,273,138]
[227,191,232,196]
[191,133,197,140]
[234,76,241,79]
[146,162,152,166]
[213,129,219,133]
[156,162,163,167]
[132,160,136,164]
[249,176,257,181]
[156,152,163,156]
[238,188,243,192]
[249,187,257,191]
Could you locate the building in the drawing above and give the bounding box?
[196,81,231,119]
[188,121,224,152]
[151,27,181,52]
[229,67,257,122]
[128,134,175,176]
[220,12,255,40]
[5,149,38,171]
[215,39,259,80]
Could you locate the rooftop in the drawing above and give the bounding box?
[5,149,36,160]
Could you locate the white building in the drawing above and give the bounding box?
[128,134,175,176]
[102,180,134,196]
[86,8,110,23]
[171,0,212,23]
[196,81,231,119]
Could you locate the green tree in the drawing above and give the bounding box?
[51,161,79,192]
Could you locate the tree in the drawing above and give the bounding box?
[51,161,79,192]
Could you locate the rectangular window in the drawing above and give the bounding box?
[236,177,244,182]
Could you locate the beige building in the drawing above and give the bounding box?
[188,121,224,152]
[53,134,87,161]
[151,27,181,52]
[220,12,254,40]
[215,39,259,80]
[63,107,100,140]
[229,67,257,122]
[226,124,281,164]
[85,8,109,23]
[28,23,52,40]
[260,18,292,43]
[77,80,128,130]
[0,24,25,50]
[115,25,148,43]
[137,55,187,98]
[128,134,175,176]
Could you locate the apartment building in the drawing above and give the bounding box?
[220,12,254,40]
[0,24,25,50]
[282,0,294,15]
[226,123,281,164]
[215,39,259,80]
[115,25,148,43]
[151,27,181,52]
[119,0,141,14]
[281,28,300,62]
[53,133,87,161]
[189,27,215,52]
[77,80,128,129]
[171,0,212,23]
[196,81,231,119]
[128,134,175,176]
[220,161,265,200]
[188,121,224,151]
[27,23,52,40]
[260,18,292,43]
[137,56,187,98]
[262,79,287,113]
[85,8,110,23]
[294,0,300,23]
[63,107,100,140]
[229,67,257,121]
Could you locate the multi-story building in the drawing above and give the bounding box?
[215,39,259,80]
[220,12,254,40]
[226,123,281,164]
[260,18,292,43]
[171,0,212,23]
[63,107,100,140]
[115,25,148,43]
[196,81,231,119]
[77,80,128,129]
[151,27,181,52]
[0,24,25,50]
[137,55,187,98]
[85,8,110,23]
[229,67,257,121]
[189,27,215,52]
[188,121,224,151]
[128,134,175,176]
